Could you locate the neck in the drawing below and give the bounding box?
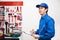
[41,13,47,17]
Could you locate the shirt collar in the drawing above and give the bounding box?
[41,13,48,19]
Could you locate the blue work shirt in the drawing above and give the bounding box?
[35,13,55,40]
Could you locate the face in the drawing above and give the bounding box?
[38,6,47,15]
[0,7,4,14]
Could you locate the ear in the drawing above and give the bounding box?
[45,9,48,12]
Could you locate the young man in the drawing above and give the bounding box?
[30,3,55,40]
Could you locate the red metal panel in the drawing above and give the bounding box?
[0,1,23,6]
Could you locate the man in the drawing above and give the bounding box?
[0,6,5,38]
[30,3,55,40]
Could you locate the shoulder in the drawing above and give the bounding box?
[45,15,55,23]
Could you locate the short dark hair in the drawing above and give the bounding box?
[0,6,5,10]
[44,7,48,13]
[0,6,4,8]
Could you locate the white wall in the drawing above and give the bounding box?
[0,0,60,40]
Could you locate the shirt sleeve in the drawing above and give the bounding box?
[35,29,39,34]
[40,19,55,39]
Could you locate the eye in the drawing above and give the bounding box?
[40,7,43,9]
[39,7,44,9]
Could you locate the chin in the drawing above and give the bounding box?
[40,13,44,15]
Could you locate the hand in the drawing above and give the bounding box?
[32,34,40,39]
[30,29,35,35]
[0,33,3,37]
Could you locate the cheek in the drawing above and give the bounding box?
[39,9,44,13]
[41,9,45,12]
[39,10,40,13]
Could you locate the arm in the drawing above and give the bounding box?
[30,29,40,39]
[40,19,55,39]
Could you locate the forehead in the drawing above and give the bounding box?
[39,6,45,9]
